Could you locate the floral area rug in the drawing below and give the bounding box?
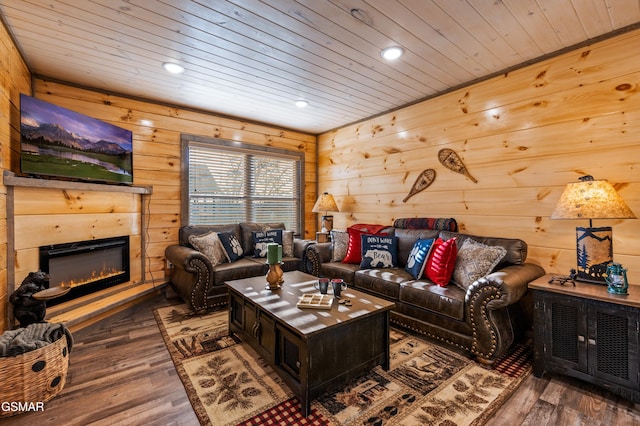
[154,304,531,426]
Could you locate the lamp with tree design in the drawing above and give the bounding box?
[551,175,635,283]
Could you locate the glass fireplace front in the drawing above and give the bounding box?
[39,235,130,306]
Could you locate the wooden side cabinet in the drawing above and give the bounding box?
[530,274,640,403]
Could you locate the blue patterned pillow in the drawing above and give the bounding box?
[405,238,435,279]
[218,231,244,262]
[252,229,283,257]
[360,235,398,269]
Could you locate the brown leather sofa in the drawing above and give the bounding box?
[165,222,314,312]
[304,218,545,364]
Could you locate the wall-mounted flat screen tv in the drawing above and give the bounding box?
[20,94,133,185]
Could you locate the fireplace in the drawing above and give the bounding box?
[39,236,130,306]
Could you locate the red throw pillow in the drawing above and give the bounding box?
[342,228,365,264]
[425,237,458,287]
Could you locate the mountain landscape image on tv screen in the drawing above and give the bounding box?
[20,94,133,185]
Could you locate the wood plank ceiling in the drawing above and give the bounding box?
[1,0,639,134]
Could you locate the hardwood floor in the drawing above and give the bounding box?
[0,294,198,426]
[1,293,639,425]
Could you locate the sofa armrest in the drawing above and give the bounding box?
[465,263,545,363]
[293,238,315,259]
[165,244,214,312]
[303,242,332,276]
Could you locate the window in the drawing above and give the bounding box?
[181,135,304,234]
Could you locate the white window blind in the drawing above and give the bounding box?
[183,136,303,234]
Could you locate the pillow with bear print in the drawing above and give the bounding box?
[360,235,398,269]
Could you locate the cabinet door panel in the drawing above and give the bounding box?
[544,295,588,373]
[258,312,276,362]
[230,293,244,330]
[276,325,305,383]
[244,301,257,338]
[591,303,639,389]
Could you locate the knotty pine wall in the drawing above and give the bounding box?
[24,78,317,301]
[0,20,31,331]
[318,28,640,282]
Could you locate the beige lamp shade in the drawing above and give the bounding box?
[551,177,635,221]
[312,192,338,214]
[312,192,338,233]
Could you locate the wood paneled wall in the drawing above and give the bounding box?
[318,29,640,281]
[0,20,31,331]
[27,78,317,292]
[0,14,316,330]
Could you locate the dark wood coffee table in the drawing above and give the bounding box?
[225,270,395,416]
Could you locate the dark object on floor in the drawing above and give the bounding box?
[9,271,51,327]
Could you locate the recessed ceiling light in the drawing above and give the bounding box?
[163,62,185,74]
[381,46,403,60]
[295,99,309,108]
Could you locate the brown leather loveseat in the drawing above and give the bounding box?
[165,222,314,312]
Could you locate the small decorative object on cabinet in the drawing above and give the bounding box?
[315,232,330,243]
[530,273,640,403]
[606,262,629,295]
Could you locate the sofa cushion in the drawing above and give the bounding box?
[188,231,227,267]
[252,229,283,257]
[452,238,507,291]
[425,237,458,287]
[212,258,267,285]
[330,230,349,262]
[399,280,466,321]
[320,262,361,285]
[218,231,244,262]
[343,224,389,264]
[360,235,398,269]
[405,238,435,279]
[394,229,440,268]
[179,224,240,247]
[279,256,301,272]
[239,222,286,254]
[343,227,365,264]
[283,231,294,257]
[354,268,414,300]
[439,231,527,266]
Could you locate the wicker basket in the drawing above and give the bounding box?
[0,333,70,417]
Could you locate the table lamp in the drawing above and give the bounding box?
[551,175,635,283]
[312,192,338,233]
